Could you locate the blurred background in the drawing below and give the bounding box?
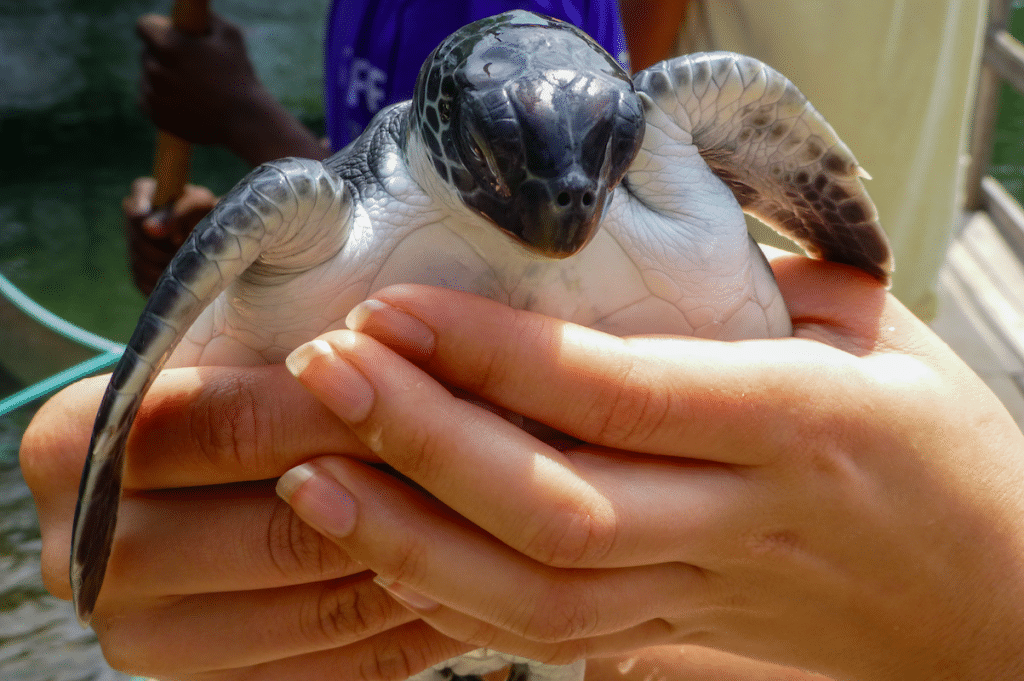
[1,2,327,679]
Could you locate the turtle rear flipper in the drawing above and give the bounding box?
[71,157,353,623]
[631,52,893,283]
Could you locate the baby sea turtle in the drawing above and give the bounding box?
[72,10,891,680]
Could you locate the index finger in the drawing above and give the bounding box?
[25,365,371,495]
[136,13,175,53]
[123,176,156,218]
[341,278,893,464]
[126,364,374,489]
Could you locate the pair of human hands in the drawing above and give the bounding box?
[21,253,1024,681]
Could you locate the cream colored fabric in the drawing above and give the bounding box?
[676,1,987,318]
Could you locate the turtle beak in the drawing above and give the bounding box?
[454,71,643,259]
[515,166,607,257]
[502,80,640,258]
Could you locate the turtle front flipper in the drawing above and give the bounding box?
[631,52,893,282]
[71,157,353,623]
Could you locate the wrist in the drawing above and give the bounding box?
[223,87,329,166]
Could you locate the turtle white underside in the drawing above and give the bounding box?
[173,111,785,368]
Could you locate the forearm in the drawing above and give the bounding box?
[223,89,332,166]
[136,11,332,167]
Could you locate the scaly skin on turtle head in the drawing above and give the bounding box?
[408,10,644,258]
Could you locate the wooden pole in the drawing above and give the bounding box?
[150,0,212,208]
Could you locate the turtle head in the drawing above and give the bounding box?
[411,11,644,258]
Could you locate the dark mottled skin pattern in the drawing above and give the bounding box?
[635,55,892,280]
[408,13,644,256]
[330,105,409,197]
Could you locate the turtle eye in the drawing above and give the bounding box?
[469,137,486,164]
[465,131,492,169]
[465,131,512,198]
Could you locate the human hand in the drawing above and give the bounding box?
[123,176,217,295]
[136,12,267,147]
[136,12,331,165]
[278,256,1024,681]
[20,366,473,680]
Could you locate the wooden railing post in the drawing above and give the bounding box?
[964,0,1012,210]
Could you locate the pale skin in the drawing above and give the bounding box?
[20,251,1024,680]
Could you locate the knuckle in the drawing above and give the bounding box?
[264,503,353,581]
[436,616,500,650]
[462,315,546,398]
[357,635,422,681]
[462,622,501,649]
[353,622,471,681]
[382,532,432,587]
[388,418,448,488]
[589,362,673,447]
[456,342,511,399]
[305,579,394,645]
[96,634,134,675]
[95,614,162,677]
[185,371,269,472]
[741,526,804,560]
[97,643,140,677]
[521,503,618,568]
[523,582,600,643]
[535,642,589,667]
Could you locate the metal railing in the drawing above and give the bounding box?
[964,0,1024,260]
[947,0,1024,401]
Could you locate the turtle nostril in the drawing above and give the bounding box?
[556,190,596,209]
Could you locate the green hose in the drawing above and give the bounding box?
[0,273,125,415]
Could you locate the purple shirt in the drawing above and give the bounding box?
[324,0,630,149]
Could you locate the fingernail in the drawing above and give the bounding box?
[134,194,153,215]
[373,575,440,612]
[141,216,167,238]
[346,300,435,357]
[286,339,374,422]
[277,463,357,538]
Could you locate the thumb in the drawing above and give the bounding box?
[141,206,174,239]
